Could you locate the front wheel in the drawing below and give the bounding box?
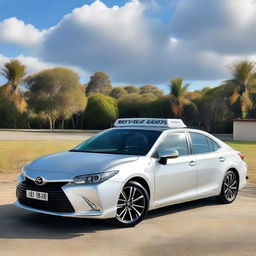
[113,181,149,227]
[216,170,239,204]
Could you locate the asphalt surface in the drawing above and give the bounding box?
[0,183,255,256]
[0,129,232,141]
[0,130,253,256]
[0,130,98,141]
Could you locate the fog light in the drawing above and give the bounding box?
[82,197,101,211]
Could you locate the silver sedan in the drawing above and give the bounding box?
[15,118,247,227]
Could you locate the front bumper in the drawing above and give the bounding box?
[15,176,123,219]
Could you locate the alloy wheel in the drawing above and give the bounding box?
[116,184,146,225]
[223,171,238,202]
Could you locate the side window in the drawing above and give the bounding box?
[206,137,214,151]
[206,136,220,151]
[190,133,220,154]
[212,139,220,151]
[157,133,189,156]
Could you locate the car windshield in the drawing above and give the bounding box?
[71,129,162,156]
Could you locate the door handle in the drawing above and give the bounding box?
[219,156,225,162]
[189,160,197,166]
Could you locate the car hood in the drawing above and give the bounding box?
[26,151,138,181]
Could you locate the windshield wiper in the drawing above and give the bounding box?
[69,149,91,153]
[70,150,115,154]
[69,149,113,153]
[69,149,144,156]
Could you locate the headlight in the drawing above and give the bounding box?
[71,170,119,185]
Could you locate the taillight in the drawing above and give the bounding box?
[238,152,245,160]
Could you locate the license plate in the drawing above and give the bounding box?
[26,190,48,201]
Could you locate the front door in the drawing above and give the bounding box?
[153,132,197,206]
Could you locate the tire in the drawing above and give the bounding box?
[216,170,239,204]
[113,181,149,227]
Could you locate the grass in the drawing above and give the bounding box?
[226,141,256,183]
[0,141,82,174]
[0,140,255,183]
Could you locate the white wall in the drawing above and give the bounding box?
[233,121,256,141]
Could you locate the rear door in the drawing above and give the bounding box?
[188,132,224,197]
[153,132,197,206]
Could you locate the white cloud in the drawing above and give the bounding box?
[38,0,170,83]
[2,0,256,84]
[170,0,256,55]
[0,17,43,47]
[0,54,89,83]
[0,54,52,75]
[38,0,256,83]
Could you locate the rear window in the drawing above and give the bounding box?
[190,132,220,154]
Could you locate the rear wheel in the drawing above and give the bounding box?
[113,181,149,227]
[216,170,239,204]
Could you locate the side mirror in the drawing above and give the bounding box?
[158,149,179,165]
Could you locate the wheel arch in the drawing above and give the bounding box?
[228,167,240,186]
[126,176,151,199]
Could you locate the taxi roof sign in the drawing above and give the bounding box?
[114,118,186,128]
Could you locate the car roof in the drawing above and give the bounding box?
[111,126,174,132]
[112,126,202,133]
[110,127,223,140]
[111,118,224,143]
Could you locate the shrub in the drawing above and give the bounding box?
[85,94,118,129]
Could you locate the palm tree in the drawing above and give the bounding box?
[228,61,256,118]
[169,77,191,117]
[0,59,26,112]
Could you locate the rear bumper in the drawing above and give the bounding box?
[239,162,247,190]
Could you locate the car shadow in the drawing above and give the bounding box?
[0,197,219,240]
[147,196,218,220]
[0,204,116,239]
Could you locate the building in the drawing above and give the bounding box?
[233,119,256,142]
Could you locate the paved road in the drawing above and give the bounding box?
[0,130,232,141]
[0,130,99,141]
[0,183,255,256]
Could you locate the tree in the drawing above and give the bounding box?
[195,86,211,95]
[86,71,112,96]
[138,95,172,118]
[185,91,202,101]
[0,98,26,128]
[110,86,127,99]
[1,59,26,92]
[85,94,118,129]
[124,85,140,94]
[0,59,26,113]
[227,61,256,118]
[140,85,163,97]
[169,77,191,117]
[26,67,87,129]
[197,85,234,132]
[118,93,157,117]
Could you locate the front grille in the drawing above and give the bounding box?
[16,178,74,213]
[24,177,68,189]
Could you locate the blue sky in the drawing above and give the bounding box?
[0,0,128,29]
[0,0,176,29]
[0,0,255,92]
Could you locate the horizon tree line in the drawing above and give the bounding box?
[0,59,256,131]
